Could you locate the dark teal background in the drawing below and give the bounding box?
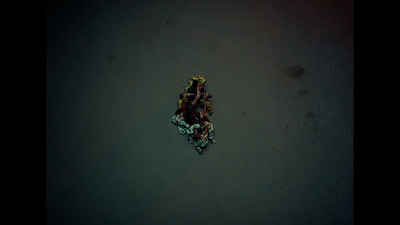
[46,0,353,224]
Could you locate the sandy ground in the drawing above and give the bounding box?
[46,0,353,224]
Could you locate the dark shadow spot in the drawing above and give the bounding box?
[284,66,305,80]
[107,54,117,63]
[298,89,308,97]
[306,111,315,119]
[166,13,172,24]
[311,125,318,131]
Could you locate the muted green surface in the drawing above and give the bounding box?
[46,0,353,224]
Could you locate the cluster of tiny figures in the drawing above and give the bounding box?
[171,75,216,155]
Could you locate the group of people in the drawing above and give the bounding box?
[171,75,216,155]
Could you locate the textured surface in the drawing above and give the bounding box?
[46,0,353,224]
